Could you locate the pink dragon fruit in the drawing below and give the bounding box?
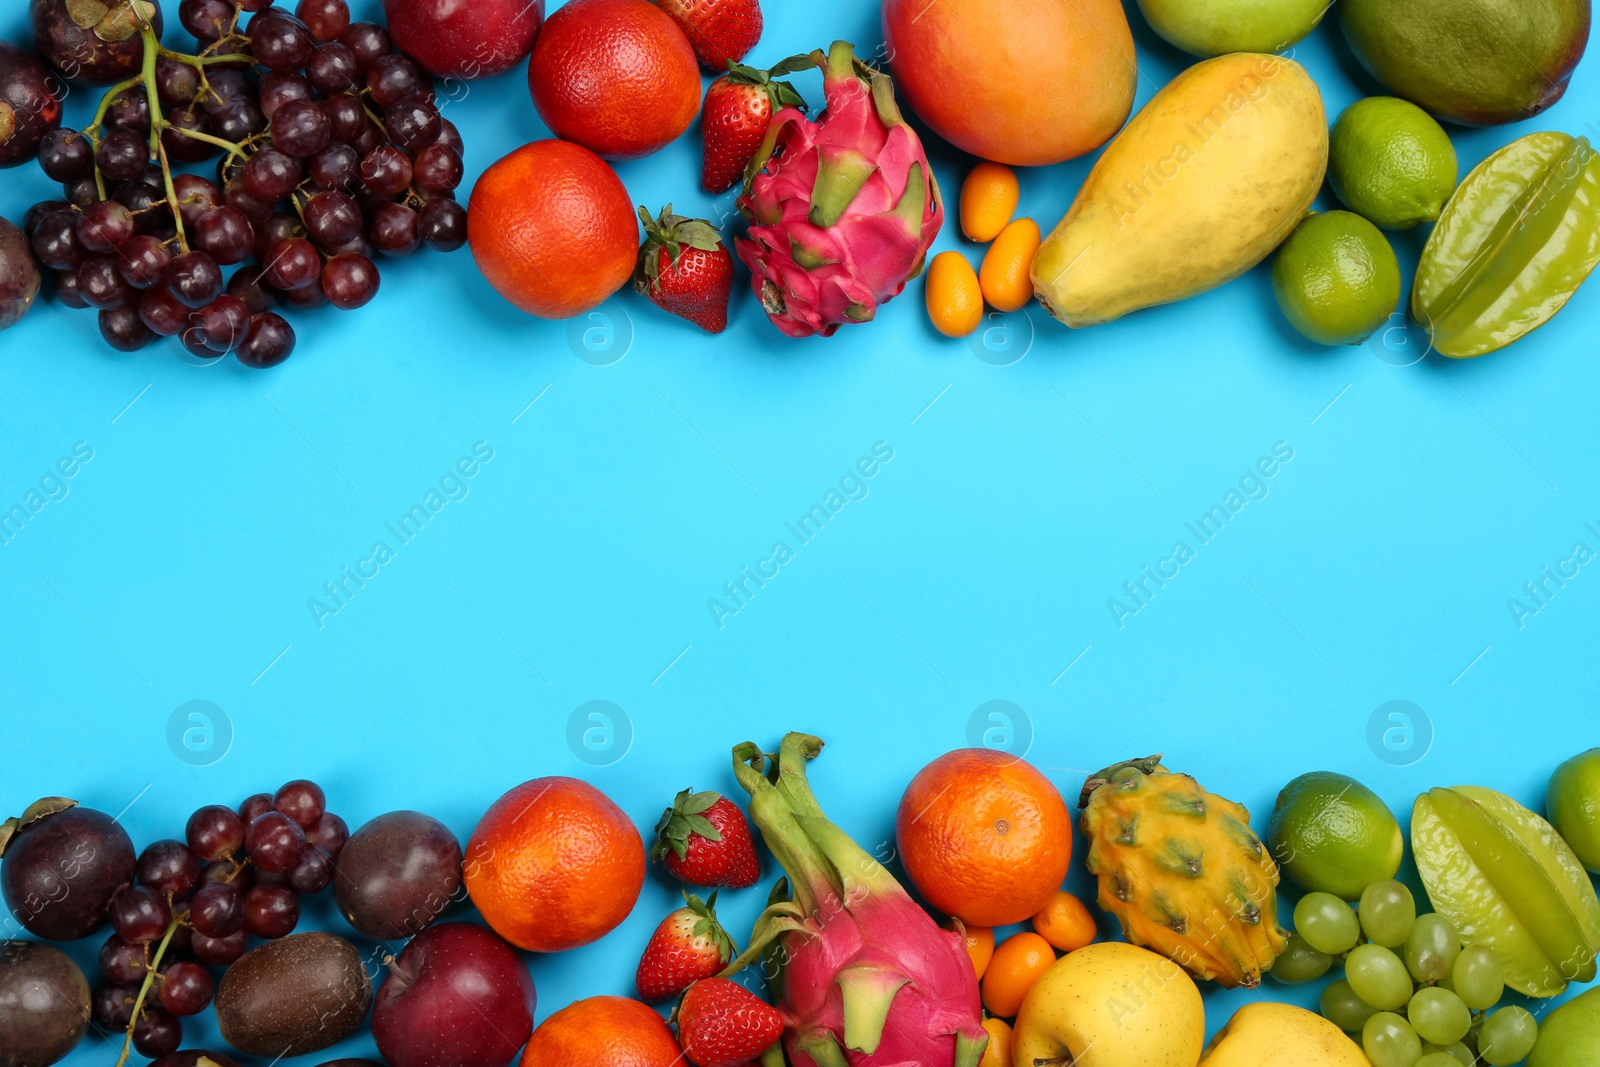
[735,42,944,339]
[720,734,987,1067]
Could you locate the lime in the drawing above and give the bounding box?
[1549,748,1600,874]
[1329,97,1458,230]
[1272,211,1401,347]
[1268,770,1404,900]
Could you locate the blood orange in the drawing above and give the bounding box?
[467,140,638,320]
[528,0,700,160]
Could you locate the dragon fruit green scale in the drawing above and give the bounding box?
[721,734,987,1067]
[736,42,945,339]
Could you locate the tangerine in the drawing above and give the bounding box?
[528,0,701,160]
[981,932,1055,1018]
[467,140,638,320]
[520,996,679,1067]
[465,777,645,952]
[895,748,1074,927]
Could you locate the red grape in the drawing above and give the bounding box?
[110,885,171,944]
[359,145,411,196]
[264,237,322,291]
[366,55,422,108]
[189,882,244,937]
[140,287,190,336]
[306,811,349,857]
[339,22,392,74]
[195,294,252,352]
[97,129,149,182]
[191,928,247,966]
[117,235,173,290]
[185,804,245,861]
[246,810,307,872]
[420,199,467,252]
[167,251,224,308]
[99,307,156,350]
[195,207,256,265]
[136,840,200,900]
[307,43,358,94]
[383,95,440,151]
[132,1008,182,1058]
[76,202,133,254]
[412,144,462,193]
[298,0,351,42]
[243,148,304,200]
[272,98,332,157]
[158,962,214,1016]
[242,883,299,937]
[323,253,379,310]
[251,13,316,71]
[78,256,134,310]
[38,129,95,182]
[237,311,296,367]
[370,203,420,256]
[99,935,148,985]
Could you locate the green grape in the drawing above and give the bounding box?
[1272,933,1333,984]
[1408,987,1472,1045]
[1361,879,1418,947]
[1348,943,1415,1011]
[1479,1006,1538,1067]
[1415,1055,1463,1067]
[1295,891,1362,955]
[1422,1043,1475,1067]
[1321,978,1381,1032]
[1452,944,1505,1010]
[1363,1011,1424,1067]
[1406,914,1463,983]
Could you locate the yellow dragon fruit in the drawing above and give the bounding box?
[736,42,944,338]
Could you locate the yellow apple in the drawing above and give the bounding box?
[1200,1002,1367,1067]
[1012,942,1203,1067]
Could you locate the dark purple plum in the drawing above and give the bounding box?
[333,811,462,939]
[0,799,136,941]
[0,940,91,1067]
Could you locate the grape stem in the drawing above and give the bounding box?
[111,914,181,1067]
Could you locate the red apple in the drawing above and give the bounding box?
[371,923,536,1067]
[381,0,546,80]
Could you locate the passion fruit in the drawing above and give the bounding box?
[0,940,91,1067]
[1,799,137,941]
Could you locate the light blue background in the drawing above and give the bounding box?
[3,0,1597,1060]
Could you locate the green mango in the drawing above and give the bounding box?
[1136,0,1330,58]
[1413,132,1600,358]
[1341,0,1591,126]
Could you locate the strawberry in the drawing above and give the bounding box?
[700,59,808,195]
[651,787,760,888]
[675,977,784,1067]
[634,206,735,334]
[636,891,737,1002]
[656,0,763,72]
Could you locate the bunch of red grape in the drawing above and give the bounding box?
[92,779,349,1058]
[24,0,467,368]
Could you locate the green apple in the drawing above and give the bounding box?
[1012,942,1203,1067]
[1136,0,1330,57]
[1550,749,1600,873]
[1528,987,1600,1067]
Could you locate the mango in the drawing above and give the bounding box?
[1200,1002,1367,1067]
[1341,0,1590,126]
[882,0,1137,167]
[1137,0,1331,58]
[1031,53,1326,328]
